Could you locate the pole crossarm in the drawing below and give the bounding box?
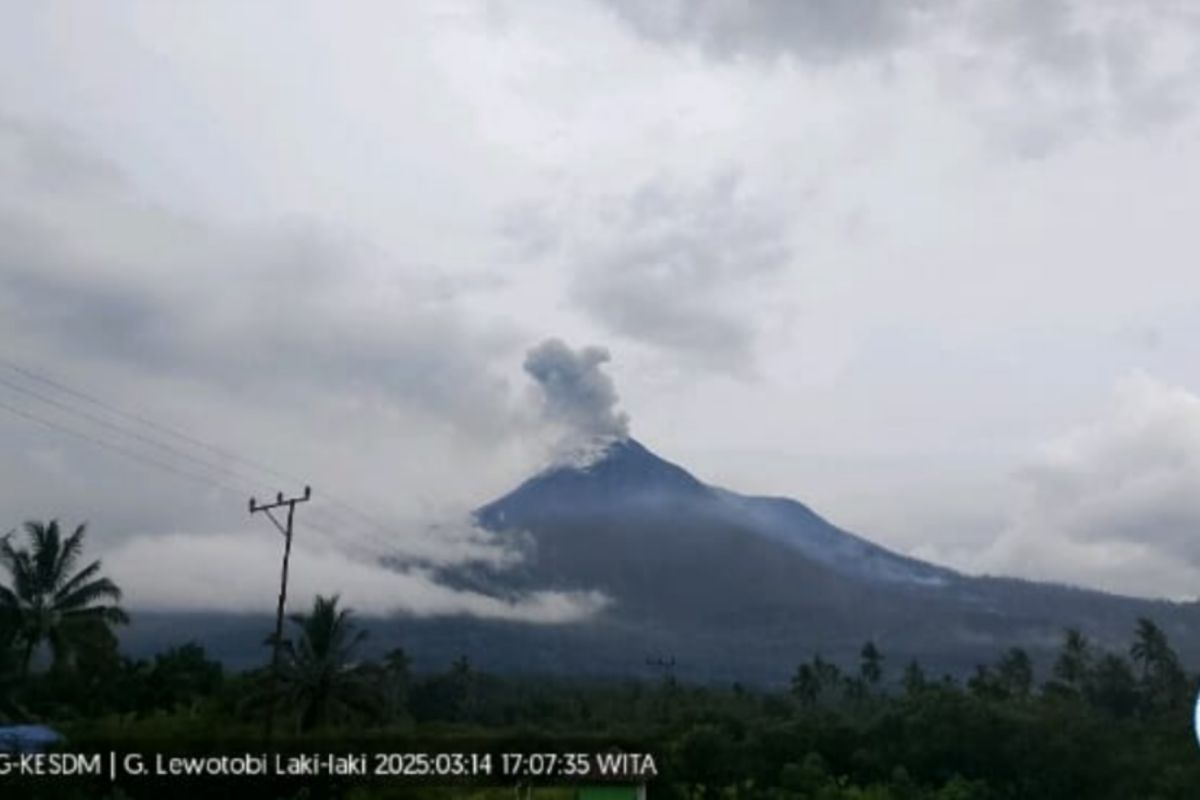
[249,486,311,513]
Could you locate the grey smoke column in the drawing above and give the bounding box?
[524,338,630,441]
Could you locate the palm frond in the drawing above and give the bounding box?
[0,521,126,675]
[26,520,61,593]
[53,561,103,604]
[54,575,123,613]
[52,524,88,592]
[61,605,130,628]
[21,521,47,538]
[0,536,36,601]
[276,594,374,731]
[9,551,37,602]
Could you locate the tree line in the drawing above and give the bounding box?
[3,518,1199,798]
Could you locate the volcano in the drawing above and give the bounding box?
[476,437,957,591]
[126,437,1200,683]
[444,437,1200,682]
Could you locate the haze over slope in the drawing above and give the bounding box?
[448,432,1200,681]
[118,339,1200,681]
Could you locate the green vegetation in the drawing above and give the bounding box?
[0,519,128,677]
[1,518,1198,798]
[274,594,377,732]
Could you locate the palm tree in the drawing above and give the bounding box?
[0,520,128,675]
[276,594,375,731]
[379,647,411,723]
[996,647,1034,699]
[859,641,884,686]
[1052,628,1092,690]
[1130,617,1168,681]
[1129,617,1186,711]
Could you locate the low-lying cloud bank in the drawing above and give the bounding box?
[93,338,635,621]
[104,532,608,623]
[972,373,1200,599]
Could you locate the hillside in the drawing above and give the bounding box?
[124,438,1200,684]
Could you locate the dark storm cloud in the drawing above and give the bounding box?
[576,276,753,369]
[1,269,180,368]
[599,0,929,64]
[599,0,1200,147]
[0,117,521,440]
[598,0,1099,69]
[504,171,792,373]
[568,172,792,371]
[0,114,616,621]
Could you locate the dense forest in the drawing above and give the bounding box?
[3,520,1199,799]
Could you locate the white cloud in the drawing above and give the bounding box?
[104,531,608,623]
[970,374,1200,599]
[2,0,1200,604]
[564,171,794,372]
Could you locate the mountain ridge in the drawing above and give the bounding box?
[477,436,958,589]
[455,435,1200,680]
[122,436,1200,683]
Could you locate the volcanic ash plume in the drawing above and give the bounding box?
[523,338,630,458]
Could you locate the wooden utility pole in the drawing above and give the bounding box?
[250,485,311,739]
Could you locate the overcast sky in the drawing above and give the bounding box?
[3,1,1200,611]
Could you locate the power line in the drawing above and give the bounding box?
[0,394,392,562]
[0,395,247,498]
[0,357,301,486]
[0,368,525,625]
[0,363,393,548]
[0,357,414,558]
[0,366,378,531]
[0,372,272,489]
